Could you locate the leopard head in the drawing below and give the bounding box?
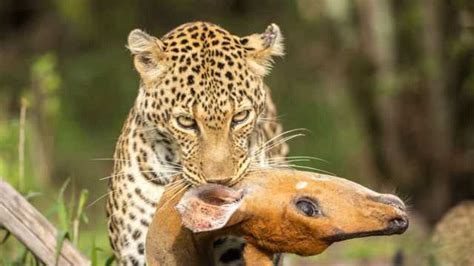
[127,22,284,185]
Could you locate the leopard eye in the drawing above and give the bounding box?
[177,116,197,130]
[232,110,250,124]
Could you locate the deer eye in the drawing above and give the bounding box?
[177,115,197,130]
[295,198,321,217]
[232,110,250,124]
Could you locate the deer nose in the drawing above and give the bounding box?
[372,194,406,211]
[388,216,409,233]
[372,194,409,233]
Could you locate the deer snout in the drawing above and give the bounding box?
[387,216,409,234]
[373,194,406,211]
[371,194,409,234]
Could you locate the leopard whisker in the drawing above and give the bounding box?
[264,158,310,164]
[252,132,305,159]
[165,181,187,196]
[99,172,127,181]
[156,183,190,213]
[91,158,131,162]
[248,159,334,175]
[165,177,185,188]
[92,158,185,171]
[252,128,304,154]
[252,128,307,155]
[100,170,181,181]
[273,164,335,175]
[253,133,304,158]
[87,192,111,209]
[268,155,329,163]
[249,159,308,169]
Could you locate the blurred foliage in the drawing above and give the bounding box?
[0,0,473,264]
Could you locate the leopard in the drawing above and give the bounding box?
[106,21,289,265]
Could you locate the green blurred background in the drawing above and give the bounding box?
[0,0,473,265]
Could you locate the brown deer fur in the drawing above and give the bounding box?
[146,169,408,265]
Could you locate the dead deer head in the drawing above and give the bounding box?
[146,169,409,265]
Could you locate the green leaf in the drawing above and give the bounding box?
[82,212,89,224]
[105,254,116,266]
[31,53,61,94]
[69,183,76,219]
[76,189,89,222]
[17,246,29,264]
[45,196,59,218]
[0,230,11,245]
[90,238,97,266]
[34,255,42,266]
[24,191,42,201]
[57,179,71,231]
[55,230,70,266]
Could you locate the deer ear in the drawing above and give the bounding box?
[176,184,246,233]
[127,29,166,83]
[241,23,284,76]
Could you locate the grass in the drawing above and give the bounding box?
[0,88,114,265]
[0,179,115,265]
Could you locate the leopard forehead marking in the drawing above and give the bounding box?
[157,22,264,128]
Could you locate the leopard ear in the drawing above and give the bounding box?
[241,23,284,76]
[127,29,167,83]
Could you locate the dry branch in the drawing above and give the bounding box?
[0,180,90,265]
